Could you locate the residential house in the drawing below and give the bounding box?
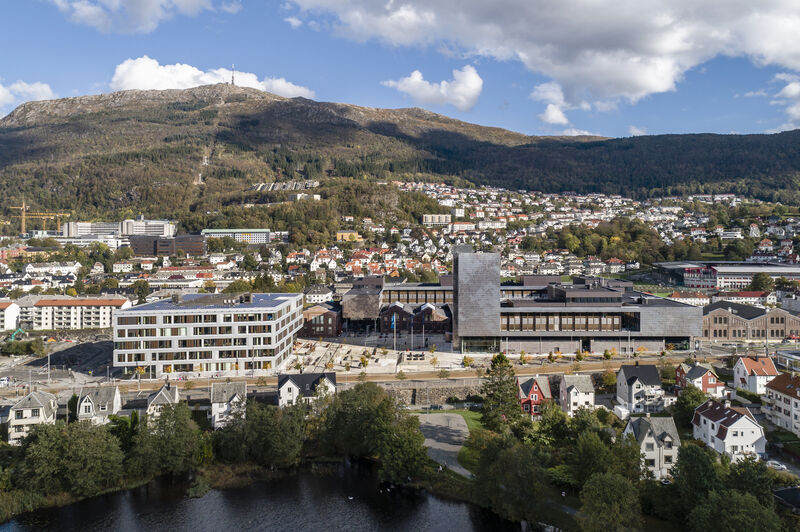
[210,381,247,429]
[764,373,800,435]
[146,384,180,419]
[559,374,595,417]
[0,301,20,331]
[733,356,779,395]
[517,375,551,417]
[692,399,766,462]
[676,362,726,397]
[616,363,670,417]
[8,391,58,445]
[277,372,336,407]
[77,386,122,424]
[305,285,334,305]
[622,415,681,479]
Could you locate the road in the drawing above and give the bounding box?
[416,413,472,478]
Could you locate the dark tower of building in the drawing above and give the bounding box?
[453,248,501,353]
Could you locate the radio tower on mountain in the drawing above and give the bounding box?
[231,64,235,86]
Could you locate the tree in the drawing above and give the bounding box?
[131,403,200,477]
[131,280,150,303]
[750,272,775,292]
[578,472,642,532]
[100,278,119,290]
[672,444,721,512]
[726,456,774,508]
[688,490,780,532]
[223,279,252,294]
[571,430,612,485]
[480,353,522,431]
[429,356,439,370]
[674,384,706,427]
[462,355,474,368]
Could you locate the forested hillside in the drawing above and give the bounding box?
[2,83,800,231]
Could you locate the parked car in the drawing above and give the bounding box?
[768,460,788,471]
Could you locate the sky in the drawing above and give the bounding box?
[2,1,800,138]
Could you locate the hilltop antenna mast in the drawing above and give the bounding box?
[231,64,235,86]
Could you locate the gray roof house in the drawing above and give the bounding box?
[210,381,247,429]
[77,386,122,425]
[146,383,180,419]
[8,391,58,445]
[559,374,595,417]
[616,363,672,417]
[278,372,336,407]
[623,414,680,479]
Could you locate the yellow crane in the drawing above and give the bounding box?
[8,201,70,234]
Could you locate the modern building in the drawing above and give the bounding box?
[62,218,176,238]
[277,372,336,407]
[622,415,680,479]
[77,386,122,424]
[517,375,552,417]
[616,363,672,417]
[764,373,800,436]
[128,234,207,257]
[0,301,20,331]
[711,291,777,307]
[201,228,272,245]
[732,356,779,394]
[113,292,303,378]
[8,391,58,445]
[452,250,501,353]
[676,362,725,397]
[655,261,800,290]
[17,295,131,330]
[702,301,800,342]
[559,374,595,417]
[210,381,247,429]
[692,399,766,462]
[422,214,452,227]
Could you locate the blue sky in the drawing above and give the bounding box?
[2,1,800,138]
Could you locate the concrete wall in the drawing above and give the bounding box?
[377,379,483,405]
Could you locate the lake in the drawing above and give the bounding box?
[3,463,518,531]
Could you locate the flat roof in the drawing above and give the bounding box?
[201,229,271,234]
[123,293,299,312]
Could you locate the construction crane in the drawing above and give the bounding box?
[8,200,70,234]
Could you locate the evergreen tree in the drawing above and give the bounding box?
[480,353,523,431]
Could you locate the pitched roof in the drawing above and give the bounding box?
[738,356,779,377]
[766,372,800,397]
[12,391,57,418]
[518,376,552,399]
[619,364,662,386]
[148,384,180,407]
[211,382,247,404]
[561,374,594,394]
[79,386,118,407]
[685,363,718,381]
[278,372,337,398]
[626,416,680,446]
[692,399,758,439]
[702,301,765,320]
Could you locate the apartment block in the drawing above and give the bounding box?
[113,292,303,378]
[17,295,131,330]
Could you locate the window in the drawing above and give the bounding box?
[15,411,22,420]
[31,409,40,418]
[646,459,655,467]
[665,455,673,464]
[665,441,673,449]
[645,443,654,451]
[84,405,91,413]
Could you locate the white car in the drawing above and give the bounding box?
[768,460,788,471]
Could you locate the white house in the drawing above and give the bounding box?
[112,261,134,273]
[615,363,672,418]
[559,374,595,417]
[23,261,82,277]
[692,399,766,462]
[278,372,336,407]
[0,301,20,331]
[304,285,333,305]
[8,391,58,445]
[622,415,681,479]
[77,386,122,424]
[210,381,247,429]
[733,356,779,395]
[146,384,180,420]
[764,373,800,436]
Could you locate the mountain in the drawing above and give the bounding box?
[2,83,800,224]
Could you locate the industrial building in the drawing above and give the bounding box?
[200,228,272,245]
[113,292,302,378]
[61,217,176,238]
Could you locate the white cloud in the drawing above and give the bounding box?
[769,73,800,131]
[50,0,216,33]
[284,16,303,28]
[110,56,315,98]
[220,1,242,14]
[0,80,56,115]
[290,0,800,112]
[742,89,768,98]
[560,127,595,136]
[538,104,569,125]
[628,125,647,136]
[382,65,483,111]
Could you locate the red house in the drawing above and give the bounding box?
[676,362,725,397]
[517,376,552,417]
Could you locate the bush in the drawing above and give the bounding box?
[735,388,762,404]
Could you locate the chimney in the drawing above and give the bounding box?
[724,399,731,408]
[635,361,639,366]
[645,412,650,418]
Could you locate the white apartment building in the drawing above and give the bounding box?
[692,399,766,462]
[764,373,800,436]
[201,228,272,245]
[17,295,131,330]
[422,214,452,227]
[0,301,20,330]
[559,374,595,417]
[61,218,176,238]
[23,261,82,276]
[8,391,58,445]
[113,292,303,378]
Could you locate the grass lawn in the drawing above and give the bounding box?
[446,409,484,432]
